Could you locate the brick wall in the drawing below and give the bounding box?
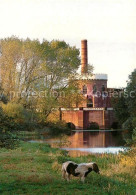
[104,110,115,128]
[62,109,114,130]
[62,110,84,129]
[76,79,113,108]
[83,110,104,129]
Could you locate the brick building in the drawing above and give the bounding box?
[61,40,115,130]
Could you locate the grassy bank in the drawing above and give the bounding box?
[0,142,135,195]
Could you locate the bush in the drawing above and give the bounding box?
[122,117,133,132]
[122,117,136,145]
[0,107,19,149]
[87,122,99,130]
[2,103,30,123]
[1,102,38,131]
[125,128,136,146]
[0,131,19,149]
[46,120,71,136]
[111,122,119,129]
[132,128,136,146]
[67,122,75,130]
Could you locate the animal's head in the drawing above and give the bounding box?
[92,163,100,174]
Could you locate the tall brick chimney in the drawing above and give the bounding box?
[81,39,88,74]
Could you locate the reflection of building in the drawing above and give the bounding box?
[61,40,115,129]
[68,131,122,148]
[65,131,124,157]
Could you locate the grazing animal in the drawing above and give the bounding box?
[62,161,100,183]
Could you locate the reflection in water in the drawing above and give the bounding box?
[28,130,126,156]
[68,130,124,148]
[61,130,126,156]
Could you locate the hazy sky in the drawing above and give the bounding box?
[0,0,136,87]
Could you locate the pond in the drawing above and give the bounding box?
[27,130,127,156]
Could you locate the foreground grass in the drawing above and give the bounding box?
[0,142,136,195]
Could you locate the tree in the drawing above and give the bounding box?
[0,37,22,96]
[0,37,81,122]
[112,95,130,127]
[126,69,136,117]
[40,40,80,88]
[112,69,136,143]
[58,80,85,108]
[34,40,81,120]
[124,69,136,139]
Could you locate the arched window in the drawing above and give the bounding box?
[87,96,93,107]
[93,85,97,94]
[83,85,87,94]
[102,85,105,92]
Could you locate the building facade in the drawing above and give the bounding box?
[61,40,115,130]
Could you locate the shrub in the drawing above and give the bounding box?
[122,117,133,132]
[111,122,119,129]
[132,128,136,146]
[122,117,136,143]
[67,122,75,130]
[125,128,136,146]
[46,120,71,136]
[0,131,19,149]
[88,122,99,130]
[0,107,19,149]
[1,102,38,131]
[2,103,30,123]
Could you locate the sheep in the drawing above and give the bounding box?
[62,161,100,183]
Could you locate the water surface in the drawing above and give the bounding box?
[29,130,126,156]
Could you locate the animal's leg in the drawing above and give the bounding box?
[62,170,66,179]
[79,176,81,180]
[81,176,85,183]
[66,172,70,182]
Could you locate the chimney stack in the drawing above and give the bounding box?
[81,39,88,74]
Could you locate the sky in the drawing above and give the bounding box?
[0,0,136,88]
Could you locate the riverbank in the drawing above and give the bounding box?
[0,142,135,195]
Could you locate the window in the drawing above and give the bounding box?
[87,96,93,107]
[102,85,105,92]
[83,85,87,94]
[93,85,97,94]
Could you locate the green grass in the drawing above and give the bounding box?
[0,142,135,195]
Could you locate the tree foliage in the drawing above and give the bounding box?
[112,69,136,143]
[125,69,136,132]
[112,96,130,127]
[126,69,136,116]
[0,36,82,131]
